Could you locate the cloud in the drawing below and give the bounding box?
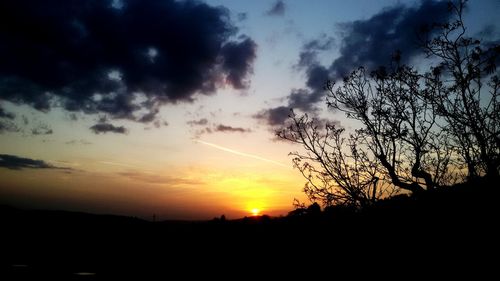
[192,127,212,138]
[294,34,334,99]
[0,104,19,133]
[237,12,248,22]
[119,171,203,186]
[296,34,335,70]
[0,154,71,170]
[220,37,257,89]
[254,84,326,127]
[90,123,127,134]
[255,34,334,127]
[329,0,450,79]
[187,118,209,126]
[256,0,452,128]
[288,88,325,112]
[65,139,92,145]
[253,106,291,126]
[31,123,53,135]
[303,35,335,51]
[266,0,286,17]
[153,119,168,128]
[477,25,498,39]
[0,106,15,119]
[192,122,251,137]
[68,113,79,121]
[214,124,251,133]
[137,108,159,123]
[0,0,257,123]
[0,120,20,134]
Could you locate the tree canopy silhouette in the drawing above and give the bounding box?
[278,0,499,208]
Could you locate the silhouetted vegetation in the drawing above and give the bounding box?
[1,177,497,278]
[279,0,499,208]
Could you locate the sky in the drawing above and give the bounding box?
[0,0,498,220]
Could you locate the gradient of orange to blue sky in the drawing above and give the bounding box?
[1,0,498,219]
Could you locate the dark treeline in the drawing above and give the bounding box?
[0,175,497,279]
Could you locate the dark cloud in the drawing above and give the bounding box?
[0,154,70,170]
[193,127,213,138]
[256,35,334,127]
[31,124,53,135]
[306,65,330,91]
[214,124,251,133]
[293,35,335,110]
[220,37,257,89]
[119,171,204,185]
[303,35,335,51]
[0,120,20,133]
[253,106,291,126]
[65,139,92,145]
[187,118,209,126]
[137,108,159,123]
[97,115,109,124]
[266,35,334,121]
[288,88,324,112]
[153,119,168,129]
[296,34,335,70]
[296,51,319,71]
[90,123,127,134]
[257,0,452,128]
[477,25,497,38]
[193,123,251,137]
[144,117,168,130]
[0,0,257,123]
[237,12,248,22]
[266,0,286,17]
[330,0,450,79]
[68,113,78,121]
[0,105,19,133]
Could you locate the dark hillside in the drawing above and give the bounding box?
[1,178,497,279]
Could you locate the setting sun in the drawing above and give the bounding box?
[251,208,260,216]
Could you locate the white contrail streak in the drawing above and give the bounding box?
[194,139,288,168]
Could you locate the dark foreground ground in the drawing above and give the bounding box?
[1,179,498,279]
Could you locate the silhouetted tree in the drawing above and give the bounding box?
[419,0,500,179]
[307,202,321,215]
[288,201,322,218]
[326,64,456,193]
[278,111,393,207]
[279,0,498,208]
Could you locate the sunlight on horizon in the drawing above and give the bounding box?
[251,208,260,216]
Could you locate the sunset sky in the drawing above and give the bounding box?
[1,0,498,220]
